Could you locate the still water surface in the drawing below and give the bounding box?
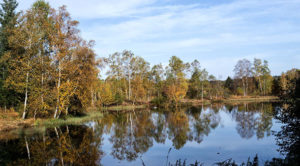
[0,102,290,165]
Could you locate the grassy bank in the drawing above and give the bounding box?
[102,104,147,111]
[180,96,279,106]
[220,96,279,103]
[0,104,146,132]
[0,111,103,132]
[34,111,103,127]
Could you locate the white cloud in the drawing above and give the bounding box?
[17,0,158,18]
[14,0,300,77]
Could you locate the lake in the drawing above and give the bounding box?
[0,102,298,166]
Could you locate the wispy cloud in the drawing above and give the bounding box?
[16,0,300,77]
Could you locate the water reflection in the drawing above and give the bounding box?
[0,102,290,165]
[232,103,273,139]
[270,101,300,165]
[0,125,103,165]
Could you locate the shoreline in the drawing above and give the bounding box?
[0,96,279,133]
[0,105,148,133]
[179,96,279,106]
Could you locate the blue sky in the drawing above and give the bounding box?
[16,0,300,78]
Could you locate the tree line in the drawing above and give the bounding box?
[0,0,299,119]
[98,51,299,108]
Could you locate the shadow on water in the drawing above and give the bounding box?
[0,101,298,165]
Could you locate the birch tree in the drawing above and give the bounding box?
[234,59,252,96]
[50,6,80,118]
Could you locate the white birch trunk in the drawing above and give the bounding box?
[22,71,29,119]
[54,61,61,119]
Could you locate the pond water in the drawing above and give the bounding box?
[0,102,298,166]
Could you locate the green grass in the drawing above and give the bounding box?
[34,111,103,127]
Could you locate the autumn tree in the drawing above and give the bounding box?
[150,63,164,97]
[234,59,252,96]
[261,60,272,95]
[96,80,114,106]
[5,0,54,119]
[253,58,272,95]
[104,52,126,103]
[50,5,88,118]
[4,2,99,119]
[207,75,217,99]
[187,59,209,101]
[187,60,202,99]
[164,56,189,106]
[121,50,135,100]
[104,50,150,104]
[130,55,150,103]
[199,69,209,101]
[279,69,300,100]
[68,41,99,114]
[149,64,166,105]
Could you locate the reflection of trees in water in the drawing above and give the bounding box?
[191,101,299,166]
[99,103,276,161]
[152,113,167,143]
[107,111,155,161]
[167,110,190,149]
[108,113,136,161]
[235,110,256,139]
[231,102,274,139]
[101,107,223,159]
[188,106,221,144]
[270,101,300,165]
[0,103,280,165]
[0,125,103,166]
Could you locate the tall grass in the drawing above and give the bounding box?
[34,111,103,127]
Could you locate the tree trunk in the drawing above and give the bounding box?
[41,56,44,111]
[54,61,61,119]
[34,109,37,120]
[258,77,263,95]
[128,73,131,100]
[263,79,266,96]
[22,71,29,119]
[201,83,204,102]
[245,77,248,96]
[242,78,246,96]
[91,89,94,107]
[66,107,69,115]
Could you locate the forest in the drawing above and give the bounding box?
[0,0,299,121]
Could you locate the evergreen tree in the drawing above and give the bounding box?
[0,0,19,109]
[0,0,18,58]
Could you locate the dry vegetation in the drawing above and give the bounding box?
[0,109,34,132]
[180,96,278,106]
